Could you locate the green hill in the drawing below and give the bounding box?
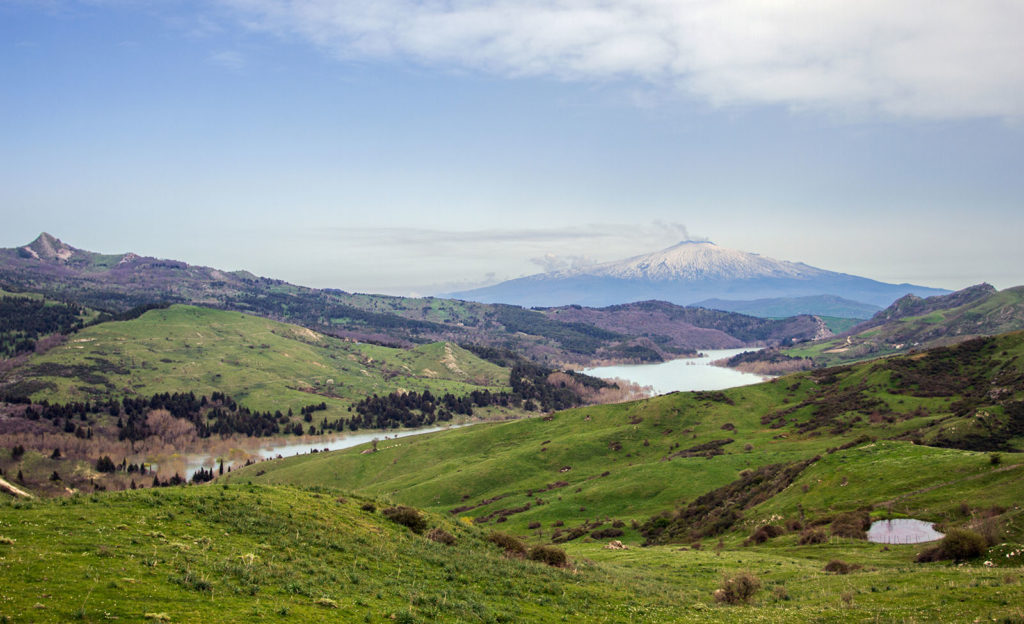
[1,470,1021,622]
[4,334,1024,621]
[0,304,511,417]
[785,284,1024,367]
[229,331,1024,534]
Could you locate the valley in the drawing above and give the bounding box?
[1,239,1023,623]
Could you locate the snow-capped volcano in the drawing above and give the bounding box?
[448,241,948,310]
[573,241,827,282]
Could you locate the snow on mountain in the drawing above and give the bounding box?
[448,240,950,310]
[571,241,829,282]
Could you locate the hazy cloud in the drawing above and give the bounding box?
[218,0,1024,120]
[208,50,245,70]
[328,222,700,254]
[529,253,597,273]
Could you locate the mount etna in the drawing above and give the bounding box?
[449,240,949,311]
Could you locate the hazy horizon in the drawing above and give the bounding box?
[3,1,1022,296]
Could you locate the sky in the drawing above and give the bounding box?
[2,0,1022,296]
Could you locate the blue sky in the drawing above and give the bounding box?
[2,0,1022,295]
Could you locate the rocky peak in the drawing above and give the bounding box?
[22,232,76,262]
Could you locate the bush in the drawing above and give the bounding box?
[713,572,761,604]
[746,524,785,545]
[830,511,870,540]
[917,528,987,563]
[786,518,803,532]
[527,521,541,530]
[990,452,1002,466]
[798,528,827,545]
[527,545,568,567]
[360,502,376,513]
[487,532,527,556]
[824,559,857,574]
[591,528,624,539]
[425,527,456,545]
[382,506,428,534]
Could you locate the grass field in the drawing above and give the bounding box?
[1,305,511,419]
[0,479,1021,622]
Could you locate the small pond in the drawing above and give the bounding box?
[867,518,944,544]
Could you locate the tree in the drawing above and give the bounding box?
[49,471,61,482]
[50,448,61,459]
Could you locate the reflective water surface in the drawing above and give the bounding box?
[581,348,769,395]
[867,518,944,544]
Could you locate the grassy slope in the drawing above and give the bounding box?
[210,334,1024,621]
[1,304,510,416]
[0,485,682,623]
[787,286,1024,367]
[2,482,1021,623]
[3,336,1024,621]
[228,334,1024,537]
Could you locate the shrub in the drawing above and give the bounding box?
[360,502,376,513]
[527,521,541,530]
[799,528,827,545]
[830,511,870,540]
[425,528,456,545]
[591,528,624,539]
[487,532,527,556]
[528,545,568,567]
[786,518,803,531]
[990,452,1002,466]
[916,528,987,562]
[382,506,428,534]
[713,572,761,604]
[824,559,857,574]
[746,524,785,545]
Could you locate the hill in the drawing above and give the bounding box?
[0,234,830,365]
[209,332,1024,621]
[4,334,1023,621]
[230,330,1024,529]
[784,283,1024,367]
[449,240,949,310]
[693,294,881,319]
[0,304,513,413]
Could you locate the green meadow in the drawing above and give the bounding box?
[2,304,511,418]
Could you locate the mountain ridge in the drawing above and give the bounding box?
[0,233,826,365]
[449,240,950,310]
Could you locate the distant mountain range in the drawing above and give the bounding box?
[0,234,829,364]
[449,240,950,312]
[692,295,882,320]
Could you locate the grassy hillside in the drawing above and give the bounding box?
[230,332,1024,534]
[0,304,510,417]
[2,481,1022,623]
[786,284,1024,367]
[3,334,1024,621]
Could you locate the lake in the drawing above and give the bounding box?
[581,348,770,395]
[173,423,468,480]
[867,518,945,544]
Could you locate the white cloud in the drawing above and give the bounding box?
[218,0,1024,120]
[208,49,245,70]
